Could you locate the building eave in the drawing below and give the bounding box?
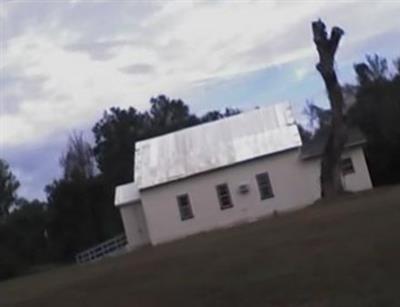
[115,182,140,207]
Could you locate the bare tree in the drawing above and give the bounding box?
[0,159,20,218]
[312,20,347,198]
[395,58,400,74]
[60,132,95,182]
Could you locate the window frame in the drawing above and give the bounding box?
[176,193,194,221]
[216,183,234,210]
[256,172,274,200]
[341,157,355,175]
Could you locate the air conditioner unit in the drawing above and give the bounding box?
[238,184,249,194]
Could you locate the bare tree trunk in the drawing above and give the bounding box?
[312,20,347,198]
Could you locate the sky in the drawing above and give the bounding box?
[0,0,399,201]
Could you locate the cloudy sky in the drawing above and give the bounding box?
[1,0,399,200]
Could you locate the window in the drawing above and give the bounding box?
[216,183,233,210]
[341,158,355,175]
[177,194,194,221]
[256,172,274,200]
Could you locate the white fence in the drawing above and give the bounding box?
[75,233,127,264]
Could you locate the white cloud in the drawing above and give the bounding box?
[1,29,161,146]
[1,0,399,147]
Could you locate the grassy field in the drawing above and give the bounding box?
[1,185,400,307]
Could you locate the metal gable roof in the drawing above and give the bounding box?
[134,102,302,189]
[300,127,366,160]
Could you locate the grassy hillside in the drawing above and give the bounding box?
[1,185,400,307]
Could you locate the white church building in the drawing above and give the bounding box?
[114,102,372,249]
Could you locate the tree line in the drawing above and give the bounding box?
[1,54,399,280]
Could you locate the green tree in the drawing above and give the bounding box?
[0,159,20,218]
[148,95,199,137]
[6,200,49,263]
[354,54,389,85]
[200,108,240,123]
[0,198,49,280]
[46,177,119,261]
[93,107,149,186]
[349,55,400,185]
